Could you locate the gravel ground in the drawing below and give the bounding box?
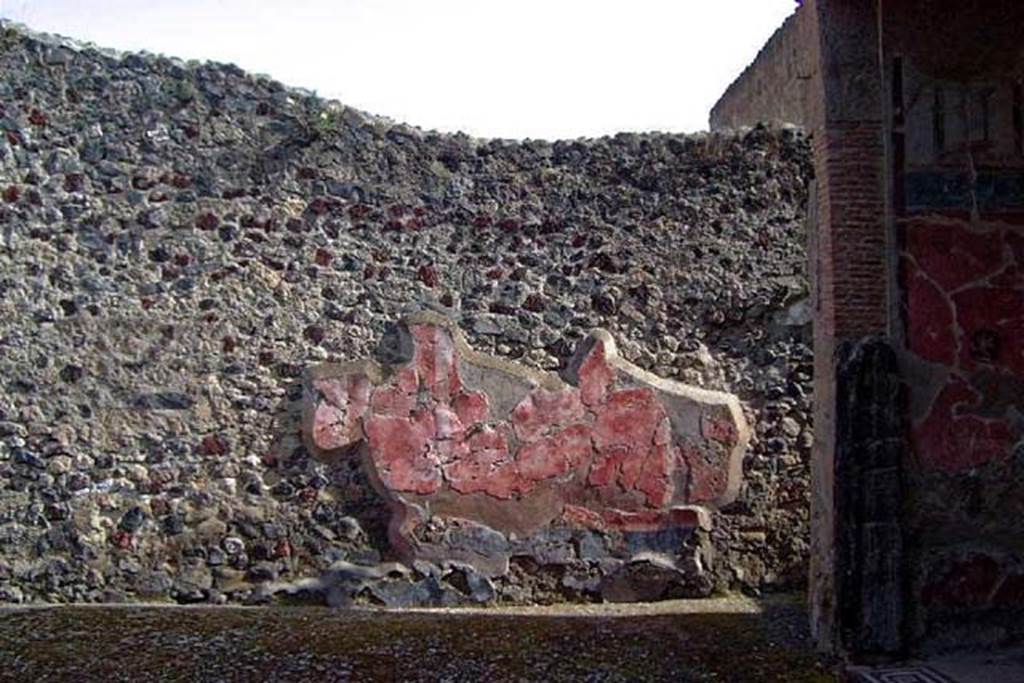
[0,594,836,682]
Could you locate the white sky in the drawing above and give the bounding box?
[0,0,795,140]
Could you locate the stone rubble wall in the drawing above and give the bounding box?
[0,20,813,606]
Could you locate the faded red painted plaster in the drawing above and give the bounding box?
[511,387,585,443]
[905,261,956,366]
[953,286,1024,376]
[305,316,748,547]
[922,553,1002,609]
[577,338,616,407]
[310,373,372,451]
[907,221,1004,292]
[912,377,1013,474]
[364,410,443,495]
[904,221,1024,474]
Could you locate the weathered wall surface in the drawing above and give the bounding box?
[903,213,1024,648]
[0,22,813,606]
[709,12,811,131]
[885,0,1024,650]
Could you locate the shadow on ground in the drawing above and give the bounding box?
[0,593,836,682]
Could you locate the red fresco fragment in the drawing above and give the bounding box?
[516,423,593,481]
[587,444,674,509]
[311,374,372,450]
[685,446,729,504]
[905,262,957,366]
[922,554,1002,609]
[561,504,607,528]
[511,387,584,442]
[588,446,628,488]
[433,405,464,440]
[952,286,1024,376]
[912,377,1013,474]
[394,365,418,394]
[601,506,703,531]
[635,444,675,508]
[577,339,616,406]
[308,321,744,536]
[701,415,740,446]
[906,222,1004,292]
[311,403,350,451]
[444,426,519,499]
[365,410,441,495]
[431,434,470,465]
[410,324,461,400]
[900,226,1024,480]
[370,385,416,417]
[593,388,663,451]
[452,391,489,426]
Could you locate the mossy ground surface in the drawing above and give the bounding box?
[0,593,836,682]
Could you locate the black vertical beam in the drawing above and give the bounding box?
[835,339,907,656]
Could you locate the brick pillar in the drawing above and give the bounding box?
[805,0,904,656]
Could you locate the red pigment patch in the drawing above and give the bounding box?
[517,423,593,482]
[952,286,1024,376]
[433,405,464,440]
[584,388,676,508]
[912,377,1013,474]
[452,391,489,426]
[1005,230,1024,266]
[993,573,1024,606]
[654,418,671,446]
[905,261,957,366]
[922,554,1002,609]
[370,385,415,417]
[990,265,1024,289]
[561,504,606,528]
[593,388,663,450]
[365,411,441,495]
[683,446,729,503]
[906,221,1004,292]
[635,444,675,507]
[444,426,520,499]
[511,387,584,442]
[312,403,350,451]
[577,339,616,406]
[586,444,673,509]
[601,506,702,531]
[700,414,740,446]
[432,436,469,465]
[311,374,372,450]
[411,324,461,400]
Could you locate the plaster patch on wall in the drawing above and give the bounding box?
[303,312,749,582]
